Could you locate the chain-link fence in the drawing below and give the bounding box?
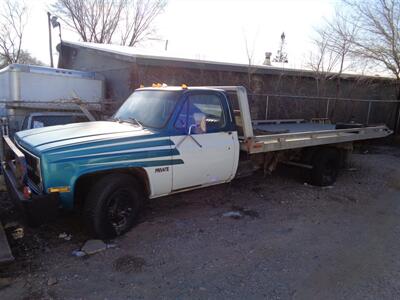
[0,94,398,134]
[248,93,400,129]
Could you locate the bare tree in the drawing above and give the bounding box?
[0,0,28,65]
[305,10,359,120]
[120,0,167,47]
[343,0,400,80]
[307,9,358,96]
[53,0,167,46]
[307,27,339,96]
[338,0,400,131]
[243,33,256,89]
[53,0,125,43]
[326,11,357,75]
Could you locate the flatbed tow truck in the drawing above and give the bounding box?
[0,86,392,247]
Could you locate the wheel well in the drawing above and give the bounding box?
[73,168,151,209]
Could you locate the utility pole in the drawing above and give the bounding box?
[50,15,62,65]
[47,12,54,68]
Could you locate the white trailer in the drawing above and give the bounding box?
[0,64,104,263]
[0,64,104,132]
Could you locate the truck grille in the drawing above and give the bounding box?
[18,146,42,191]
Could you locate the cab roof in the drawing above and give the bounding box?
[135,86,228,92]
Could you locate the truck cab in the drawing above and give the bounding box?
[2,86,241,238]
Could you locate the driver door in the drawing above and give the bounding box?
[171,91,237,191]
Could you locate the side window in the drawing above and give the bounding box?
[175,93,226,133]
[190,94,226,132]
[175,101,188,130]
[21,116,29,130]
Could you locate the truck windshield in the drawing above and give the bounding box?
[113,90,180,128]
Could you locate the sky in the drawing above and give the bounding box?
[22,0,336,69]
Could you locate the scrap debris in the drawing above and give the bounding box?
[72,240,117,257]
[11,228,24,240]
[58,232,72,241]
[222,211,243,219]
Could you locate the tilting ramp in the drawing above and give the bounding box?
[244,125,393,153]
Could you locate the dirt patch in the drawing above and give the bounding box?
[113,255,146,273]
[387,171,400,190]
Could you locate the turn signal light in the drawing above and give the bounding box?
[48,186,70,193]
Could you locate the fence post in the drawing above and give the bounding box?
[325,99,330,119]
[265,96,269,120]
[366,101,372,125]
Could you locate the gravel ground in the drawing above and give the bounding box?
[1,145,400,299]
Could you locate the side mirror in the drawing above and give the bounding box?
[188,124,197,135]
[188,113,206,135]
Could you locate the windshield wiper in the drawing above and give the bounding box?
[127,117,143,129]
[111,117,121,122]
[111,116,143,128]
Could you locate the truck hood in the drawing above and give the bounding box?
[15,121,158,155]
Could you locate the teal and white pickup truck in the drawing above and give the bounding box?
[2,86,392,238]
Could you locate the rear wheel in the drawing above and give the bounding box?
[310,148,340,186]
[83,174,144,239]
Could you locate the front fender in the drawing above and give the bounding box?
[42,158,181,209]
[40,136,182,209]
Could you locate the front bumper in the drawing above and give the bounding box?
[2,165,59,225]
[1,134,59,225]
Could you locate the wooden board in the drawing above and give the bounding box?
[0,221,14,264]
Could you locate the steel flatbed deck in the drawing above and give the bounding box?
[202,86,393,154]
[242,124,392,153]
[253,120,336,134]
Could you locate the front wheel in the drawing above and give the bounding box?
[83,174,144,239]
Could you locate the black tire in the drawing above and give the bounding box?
[310,148,340,186]
[83,174,144,239]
